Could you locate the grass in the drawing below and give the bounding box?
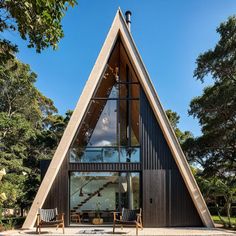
[212,215,236,225]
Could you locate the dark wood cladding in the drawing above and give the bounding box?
[140,89,203,227]
[42,157,69,225]
[69,162,141,172]
[170,170,203,226]
[140,92,176,170]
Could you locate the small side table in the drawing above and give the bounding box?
[71,213,81,223]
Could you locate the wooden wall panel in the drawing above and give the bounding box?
[140,89,203,227]
[170,170,202,226]
[143,170,167,226]
[43,156,69,225]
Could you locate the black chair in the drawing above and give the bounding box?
[113,208,143,235]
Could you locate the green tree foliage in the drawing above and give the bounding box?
[0,0,77,61]
[166,109,192,145]
[184,16,236,227]
[0,0,75,215]
[193,169,236,228]
[0,58,70,211]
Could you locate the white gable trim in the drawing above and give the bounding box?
[23,9,214,228]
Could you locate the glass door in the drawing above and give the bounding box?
[69,172,140,224]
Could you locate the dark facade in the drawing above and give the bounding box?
[140,90,202,226]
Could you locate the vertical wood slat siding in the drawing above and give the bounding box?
[43,156,69,225]
[140,89,203,227]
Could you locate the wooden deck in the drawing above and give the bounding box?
[4,226,235,235]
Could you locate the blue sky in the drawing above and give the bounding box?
[6,0,236,136]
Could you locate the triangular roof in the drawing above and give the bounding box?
[23,9,214,228]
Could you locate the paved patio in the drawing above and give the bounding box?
[1,226,235,236]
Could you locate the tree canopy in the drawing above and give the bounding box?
[185,16,236,175]
[0,0,76,215]
[0,58,70,210]
[0,0,77,61]
[183,16,236,227]
[166,109,192,145]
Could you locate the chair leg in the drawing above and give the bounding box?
[136,223,138,236]
[62,222,65,234]
[113,222,115,233]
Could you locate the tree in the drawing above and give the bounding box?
[0,0,77,61]
[166,109,192,145]
[184,16,236,227]
[0,0,76,215]
[0,58,69,212]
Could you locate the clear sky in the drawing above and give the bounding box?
[6,0,236,136]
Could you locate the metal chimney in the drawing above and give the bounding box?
[125,10,132,31]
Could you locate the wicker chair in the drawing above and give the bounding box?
[113,208,143,235]
[36,208,64,234]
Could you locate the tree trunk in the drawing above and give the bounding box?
[20,207,24,217]
[215,203,227,227]
[226,199,232,228]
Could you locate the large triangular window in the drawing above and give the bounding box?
[70,39,140,163]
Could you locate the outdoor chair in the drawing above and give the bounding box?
[113,208,143,235]
[36,208,65,234]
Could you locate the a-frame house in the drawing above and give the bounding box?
[23,9,214,228]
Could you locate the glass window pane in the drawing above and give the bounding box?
[119,100,139,147]
[93,41,120,98]
[70,147,119,163]
[119,84,139,99]
[94,76,119,99]
[131,100,139,145]
[89,100,117,146]
[120,173,140,209]
[120,147,140,163]
[69,40,140,164]
[130,84,139,98]
[119,100,128,146]
[119,83,128,98]
[119,42,139,83]
[70,172,119,223]
[71,100,118,149]
[70,172,140,224]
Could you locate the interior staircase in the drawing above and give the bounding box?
[71,181,113,214]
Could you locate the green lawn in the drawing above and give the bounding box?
[212,215,236,225]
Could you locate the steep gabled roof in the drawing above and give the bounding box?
[23,9,214,228]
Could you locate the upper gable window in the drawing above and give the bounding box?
[69,39,140,163]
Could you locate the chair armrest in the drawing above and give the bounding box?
[113,212,121,221]
[57,213,64,221]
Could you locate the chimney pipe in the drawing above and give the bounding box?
[125,10,132,31]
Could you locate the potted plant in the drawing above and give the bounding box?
[92,202,103,225]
